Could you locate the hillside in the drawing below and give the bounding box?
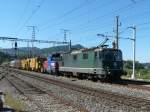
[1,44,84,58]
[0,51,11,64]
[41,44,84,56]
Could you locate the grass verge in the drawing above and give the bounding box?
[4,92,26,112]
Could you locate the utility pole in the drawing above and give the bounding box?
[11,42,14,56]
[127,25,136,79]
[27,26,37,57]
[27,41,30,58]
[115,16,120,49]
[14,41,18,59]
[61,29,69,42]
[132,26,136,79]
[68,40,72,52]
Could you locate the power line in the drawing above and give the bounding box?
[71,0,145,42]
[40,0,142,35]
[73,20,114,35]
[14,0,31,35]
[40,0,98,31]
[120,11,150,32]
[137,20,150,27]
[121,19,150,34]
[15,0,45,36]
[130,0,136,3]
[120,27,129,34]
[123,10,150,22]
[66,0,143,34]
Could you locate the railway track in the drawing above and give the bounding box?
[5,74,48,112]
[111,78,150,92]
[6,68,150,111]
[3,70,88,112]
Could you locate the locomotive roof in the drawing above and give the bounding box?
[71,47,120,54]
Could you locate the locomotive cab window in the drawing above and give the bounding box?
[114,51,122,61]
[94,52,97,58]
[99,52,103,59]
[83,53,88,59]
[73,54,77,60]
[60,56,63,60]
[51,53,61,61]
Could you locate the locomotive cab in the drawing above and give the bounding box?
[99,49,124,80]
[48,53,61,75]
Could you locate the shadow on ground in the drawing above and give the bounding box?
[113,79,150,85]
[0,107,15,112]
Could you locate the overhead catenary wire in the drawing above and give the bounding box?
[40,0,114,31]
[14,0,31,35]
[121,18,150,35]
[72,0,143,30]
[137,20,150,27]
[73,20,114,35]
[123,10,150,22]
[15,0,45,36]
[70,1,146,48]
[40,0,98,29]
[13,0,148,49]
[71,0,145,43]
[40,0,142,38]
[52,0,143,38]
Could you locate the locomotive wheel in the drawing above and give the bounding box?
[91,76,98,82]
[99,76,113,82]
[77,74,84,80]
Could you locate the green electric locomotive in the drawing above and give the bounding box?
[54,46,126,81]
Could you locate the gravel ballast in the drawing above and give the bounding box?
[15,71,150,112]
[1,68,150,112]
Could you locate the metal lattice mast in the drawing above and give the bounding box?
[61,29,69,42]
[27,26,36,57]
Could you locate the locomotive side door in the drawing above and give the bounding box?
[94,51,98,67]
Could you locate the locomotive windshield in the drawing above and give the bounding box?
[51,53,62,61]
[100,50,122,61]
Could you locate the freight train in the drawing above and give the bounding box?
[9,47,126,81]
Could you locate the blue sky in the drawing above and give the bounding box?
[0,0,150,62]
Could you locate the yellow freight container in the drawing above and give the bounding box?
[26,59,30,70]
[30,58,36,71]
[21,59,26,69]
